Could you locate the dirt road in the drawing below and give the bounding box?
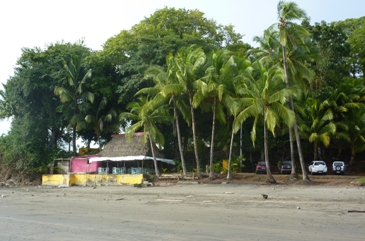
[0,183,364,241]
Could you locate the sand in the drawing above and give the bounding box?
[0,183,364,241]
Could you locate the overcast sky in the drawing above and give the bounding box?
[0,0,364,135]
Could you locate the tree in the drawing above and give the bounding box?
[75,96,120,151]
[234,62,294,183]
[194,49,234,179]
[251,28,299,177]
[326,78,365,165]
[54,51,94,155]
[343,107,365,165]
[0,42,89,171]
[142,56,190,177]
[338,17,365,78]
[298,96,336,160]
[307,20,351,91]
[275,0,311,181]
[100,7,243,106]
[119,96,173,176]
[173,45,207,178]
[222,55,253,179]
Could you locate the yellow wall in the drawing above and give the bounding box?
[42,174,70,186]
[42,174,143,186]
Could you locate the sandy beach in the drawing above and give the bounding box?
[0,183,364,241]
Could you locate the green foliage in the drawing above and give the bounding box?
[307,20,351,90]
[357,177,365,184]
[0,118,69,172]
[2,5,365,176]
[213,162,223,173]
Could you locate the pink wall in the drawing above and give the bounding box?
[71,155,101,173]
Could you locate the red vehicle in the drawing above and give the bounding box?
[255,161,267,174]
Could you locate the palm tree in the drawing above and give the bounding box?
[193,49,234,179]
[54,53,94,155]
[326,79,365,165]
[234,61,295,183]
[223,55,253,179]
[173,45,207,178]
[343,108,365,165]
[298,96,336,160]
[274,0,311,181]
[119,96,173,176]
[75,96,120,151]
[251,27,299,177]
[143,56,190,177]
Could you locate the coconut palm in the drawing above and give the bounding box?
[298,96,336,160]
[223,55,253,179]
[324,79,365,165]
[54,53,94,155]
[119,96,173,177]
[75,96,120,151]
[343,107,365,165]
[193,49,235,179]
[142,56,190,177]
[234,61,295,183]
[173,45,206,178]
[274,0,311,181]
[251,27,299,177]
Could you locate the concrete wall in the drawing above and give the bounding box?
[71,156,101,173]
[57,160,70,174]
[42,174,143,186]
[42,174,70,186]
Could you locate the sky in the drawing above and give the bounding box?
[0,0,364,136]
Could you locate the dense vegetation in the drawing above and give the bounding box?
[1,2,365,182]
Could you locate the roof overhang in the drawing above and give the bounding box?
[88,155,175,165]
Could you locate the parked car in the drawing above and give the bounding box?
[332,160,347,174]
[308,160,327,174]
[279,160,292,174]
[255,161,267,174]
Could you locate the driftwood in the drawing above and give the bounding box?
[348,210,365,213]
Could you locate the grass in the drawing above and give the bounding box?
[357,177,365,183]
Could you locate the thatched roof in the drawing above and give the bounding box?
[90,133,175,165]
[98,133,164,158]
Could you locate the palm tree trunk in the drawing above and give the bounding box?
[314,142,318,160]
[97,134,101,152]
[189,93,201,179]
[73,100,78,156]
[292,116,310,180]
[173,98,187,176]
[282,45,310,182]
[289,128,298,179]
[264,121,276,183]
[350,151,355,166]
[148,134,160,177]
[73,125,77,155]
[226,119,235,180]
[209,97,217,179]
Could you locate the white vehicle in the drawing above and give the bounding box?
[332,160,347,174]
[308,160,327,174]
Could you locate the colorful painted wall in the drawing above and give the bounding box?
[71,155,101,173]
[42,174,70,186]
[42,174,143,186]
